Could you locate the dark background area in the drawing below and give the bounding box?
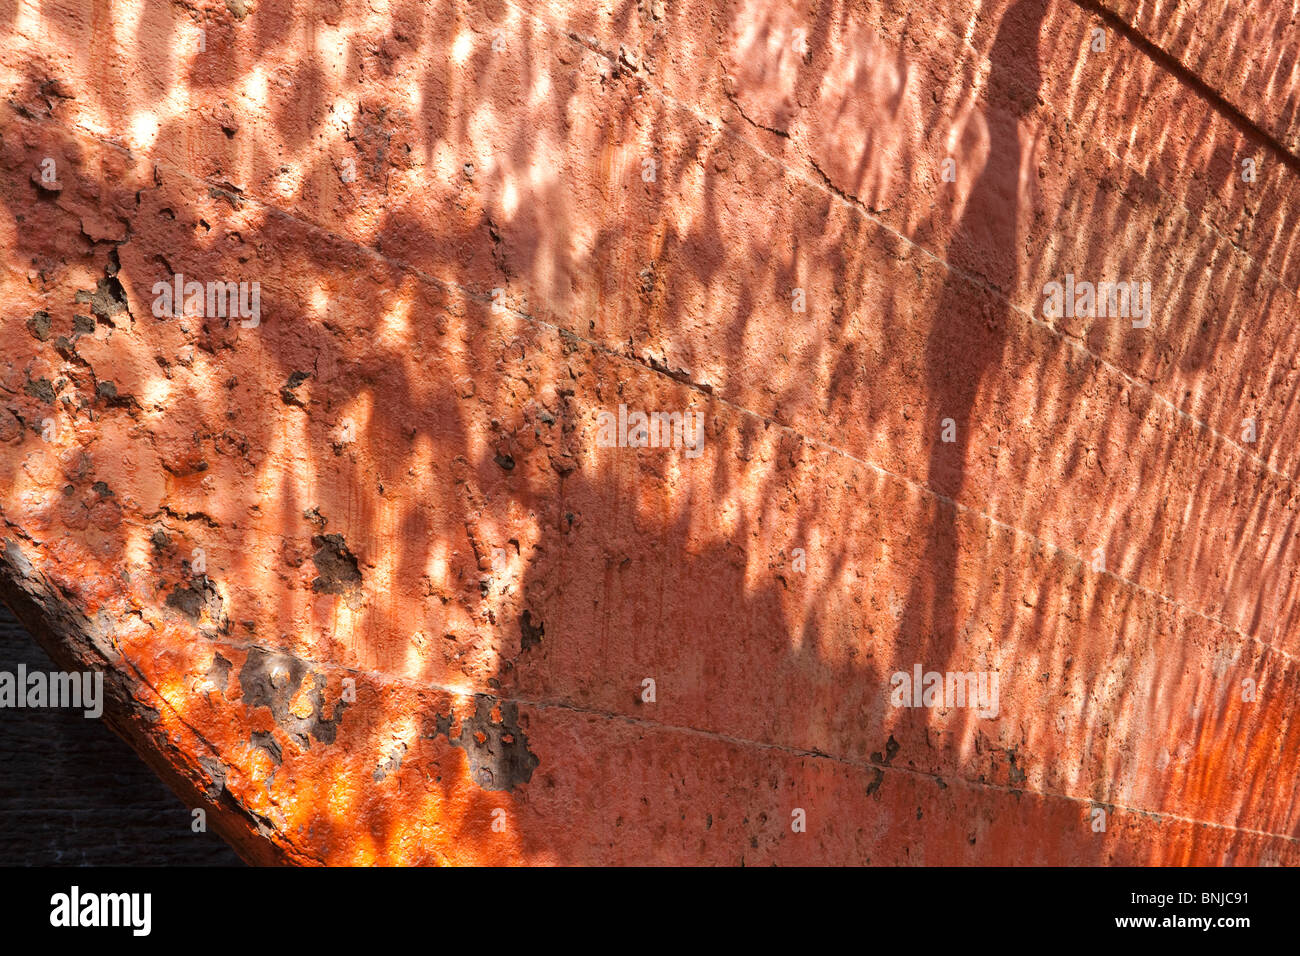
[0,603,241,865]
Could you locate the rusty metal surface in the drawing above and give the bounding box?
[1,0,1298,866]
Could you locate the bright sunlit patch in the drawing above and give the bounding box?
[244,67,269,111]
[142,374,171,412]
[331,98,356,131]
[466,423,487,476]
[311,283,331,316]
[380,294,411,339]
[15,0,41,34]
[153,676,186,712]
[529,71,552,105]
[427,546,447,593]
[129,111,159,149]
[452,31,474,64]
[527,145,557,190]
[124,528,153,579]
[501,176,518,218]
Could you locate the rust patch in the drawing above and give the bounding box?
[310,533,362,601]
[165,575,227,635]
[433,694,538,791]
[238,647,348,751]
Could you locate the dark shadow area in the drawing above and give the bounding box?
[903,0,1047,672]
